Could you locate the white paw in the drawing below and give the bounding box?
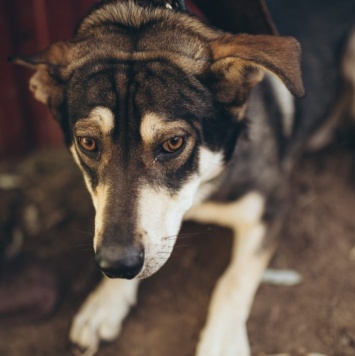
[69,278,138,355]
[196,321,250,356]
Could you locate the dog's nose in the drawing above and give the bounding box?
[95,244,144,279]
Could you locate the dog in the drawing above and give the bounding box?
[12,0,307,354]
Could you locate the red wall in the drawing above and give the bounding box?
[0,0,98,160]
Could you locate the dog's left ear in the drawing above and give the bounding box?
[10,41,74,121]
[208,33,304,117]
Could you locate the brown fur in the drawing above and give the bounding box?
[13,1,303,122]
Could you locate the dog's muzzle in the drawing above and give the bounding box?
[95,244,144,279]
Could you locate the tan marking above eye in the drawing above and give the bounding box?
[162,136,184,153]
[78,137,97,151]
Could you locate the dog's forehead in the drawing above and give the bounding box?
[63,2,220,124]
[76,1,217,55]
[62,2,216,83]
[67,58,213,127]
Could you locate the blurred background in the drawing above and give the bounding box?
[0,0,98,160]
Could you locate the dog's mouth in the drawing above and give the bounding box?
[137,239,176,279]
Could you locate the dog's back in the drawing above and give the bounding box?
[268,0,355,152]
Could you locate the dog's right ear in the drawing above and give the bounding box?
[10,41,74,121]
[208,33,305,119]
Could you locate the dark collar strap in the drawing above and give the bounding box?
[134,0,187,11]
[170,0,187,11]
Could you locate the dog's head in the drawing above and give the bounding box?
[13,1,304,279]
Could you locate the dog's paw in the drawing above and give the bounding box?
[195,321,250,356]
[69,278,138,356]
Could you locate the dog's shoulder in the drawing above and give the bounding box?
[196,73,294,205]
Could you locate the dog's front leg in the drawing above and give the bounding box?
[187,192,274,356]
[196,224,273,356]
[69,277,139,355]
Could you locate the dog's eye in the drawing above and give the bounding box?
[78,137,97,152]
[161,136,184,153]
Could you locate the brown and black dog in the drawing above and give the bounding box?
[11,0,310,354]
[12,0,303,356]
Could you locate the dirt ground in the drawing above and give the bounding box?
[0,131,355,356]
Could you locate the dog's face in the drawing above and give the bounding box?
[13,1,304,279]
[67,56,228,279]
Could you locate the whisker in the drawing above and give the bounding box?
[163,233,196,241]
[157,251,180,257]
[157,245,176,251]
[178,232,198,236]
[73,229,94,237]
[162,234,179,240]
[164,227,215,241]
[175,234,202,240]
